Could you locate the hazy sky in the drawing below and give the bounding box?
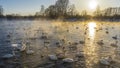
[0,0,120,15]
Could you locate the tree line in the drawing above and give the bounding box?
[0,0,120,20]
[35,0,79,19]
[93,6,120,20]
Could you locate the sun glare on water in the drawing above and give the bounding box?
[88,22,96,39]
[84,22,98,68]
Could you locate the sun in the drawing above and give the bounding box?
[89,0,98,10]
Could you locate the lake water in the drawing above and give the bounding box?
[0,20,120,68]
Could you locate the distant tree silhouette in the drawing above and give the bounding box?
[44,0,79,18]
[102,7,120,16]
[81,10,87,16]
[35,12,40,16]
[45,5,57,18]
[40,5,45,16]
[35,5,45,16]
[104,8,112,16]
[94,5,101,16]
[0,5,3,16]
[55,0,69,16]
[67,4,78,16]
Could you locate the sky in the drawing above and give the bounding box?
[0,0,120,15]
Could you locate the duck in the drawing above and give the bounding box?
[112,35,117,40]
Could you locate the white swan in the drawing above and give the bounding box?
[11,43,26,52]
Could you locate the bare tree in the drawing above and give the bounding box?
[104,8,112,16]
[44,0,78,18]
[40,5,45,16]
[81,10,87,16]
[35,5,45,16]
[0,5,3,16]
[94,5,101,16]
[45,5,57,18]
[55,0,69,16]
[67,4,77,16]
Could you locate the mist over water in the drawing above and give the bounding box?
[0,20,120,68]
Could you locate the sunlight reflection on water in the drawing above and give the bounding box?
[84,22,98,68]
[88,22,96,39]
